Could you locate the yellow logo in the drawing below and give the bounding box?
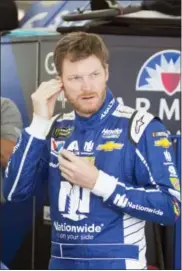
[81,156,95,164]
[53,127,74,138]
[170,177,180,192]
[173,201,180,217]
[97,141,123,151]
[154,138,172,148]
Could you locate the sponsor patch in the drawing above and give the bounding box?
[114,194,163,216]
[154,138,172,148]
[97,141,123,151]
[81,156,95,164]
[135,116,145,134]
[173,199,180,217]
[164,150,172,162]
[102,128,122,139]
[84,141,94,152]
[53,127,74,138]
[54,221,104,233]
[170,177,180,191]
[112,104,134,118]
[168,165,178,178]
[100,99,115,119]
[152,131,169,137]
[51,139,65,154]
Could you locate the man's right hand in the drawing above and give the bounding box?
[31,79,63,120]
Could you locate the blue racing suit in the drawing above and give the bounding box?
[3,90,180,270]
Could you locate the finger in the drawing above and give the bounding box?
[48,81,62,88]
[48,78,62,85]
[47,90,62,102]
[61,171,69,181]
[34,83,61,100]
[41,88,62,101]
[48,83,62,91]
[60,149,77,162]
[46,80,62,90]
[59,164,73,178]
[61,172,74,184]
[59,156,75,171]
[41,79,62,88]
[50,79,63,90]
[39,80,62,91]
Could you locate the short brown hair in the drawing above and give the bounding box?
[54,32,109,75]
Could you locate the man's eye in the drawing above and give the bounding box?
[90,73,99,78]
[72,76,81,80]
[74,76,79,80]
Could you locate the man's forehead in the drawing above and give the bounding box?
[64,56,101,65]
[62,56,103,76]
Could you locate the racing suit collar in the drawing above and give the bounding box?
[75,89,117,130]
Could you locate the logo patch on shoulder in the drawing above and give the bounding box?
[130,110,154,144]
[152,131,169,137]
[53,126,74,138]
[170,177,180,192]
[135,116,145,134]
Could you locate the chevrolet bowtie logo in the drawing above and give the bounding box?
[97,141,124,151]
[154,138,172,148]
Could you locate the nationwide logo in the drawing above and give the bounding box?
[84,141,94,152]
[164,150,172,162]
[54,221,104,233]
[154,138,172,148]
[102,128,122,139]
[136,50,181,96]
[97,141,123,151]
[114,194,163,216]
[59,183,91,221]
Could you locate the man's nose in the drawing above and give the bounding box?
[81,77,92,91]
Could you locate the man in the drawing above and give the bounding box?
[3,32,180,270]
[1,97,22,202]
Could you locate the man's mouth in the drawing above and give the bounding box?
[81,95,96,100]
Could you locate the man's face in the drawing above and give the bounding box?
[61,55,109,117]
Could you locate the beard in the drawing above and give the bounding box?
[64,86,106,117]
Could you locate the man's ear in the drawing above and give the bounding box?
[56,75,64,91]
